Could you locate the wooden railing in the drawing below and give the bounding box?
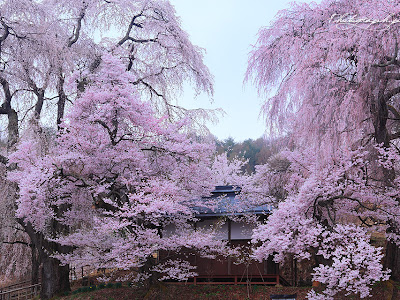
[167,274,290,286]
[69,265,98,281]
[0,283,41,300]
[0,281,31,293]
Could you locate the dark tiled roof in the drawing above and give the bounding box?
[194,185,272,217]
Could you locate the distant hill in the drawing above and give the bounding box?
[215,136,289,173]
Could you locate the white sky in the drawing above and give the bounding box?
[170,0,311,142]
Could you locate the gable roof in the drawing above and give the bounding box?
[194,185,272,217]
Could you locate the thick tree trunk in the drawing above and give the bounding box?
[22,221,71,299]
[372,78,390,147]
[385,222,400,280]
[0,76,19,152]
[57,72,66,128]
[141,257,160,290]
[385,240,400,280]
[40,257,70,299]
[372,81,400,279]
[7,108,18,151]
[31,245,40,285]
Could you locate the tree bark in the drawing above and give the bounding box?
[0,76,19,151]
[31,244,40,285]
[385,240,400,280]
[140,257,160,291]
[57,71,66,128]
[7,108,18,151]
[41,257,70,299]
[372,80,400,280]
[372,78,390,146]
[21,221,71,299]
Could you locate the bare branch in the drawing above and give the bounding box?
[384,86,400,102]
[385,72,400,80]
[373,40,399,67]
[93,119,117,145]
[117,12,145,46]
[68,3,88,47]
[2,240,31,247]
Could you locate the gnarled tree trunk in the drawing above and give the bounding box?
[22,221,71,299]
[372,80,400,280]
[41,257,70,299]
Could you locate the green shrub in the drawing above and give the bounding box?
[71,288,80,295]
[106,282,114,288]
[98,283,106,289]
[115,282,122,288]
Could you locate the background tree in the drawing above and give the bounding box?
[246,0,400,298]
[10,55,225,293]
[0,0,214,298]
[215,136,286,173]
[0,163,33,284]
[246,0,400,151]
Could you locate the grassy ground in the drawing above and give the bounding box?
[55,280,400,300]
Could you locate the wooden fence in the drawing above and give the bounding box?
[167,274,290,286]
[0,283,41,300]
[0,281,31,293]
[69,265,98,281]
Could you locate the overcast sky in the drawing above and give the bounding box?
[169,0,304,142]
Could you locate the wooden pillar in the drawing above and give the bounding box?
[228,219,232,275]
